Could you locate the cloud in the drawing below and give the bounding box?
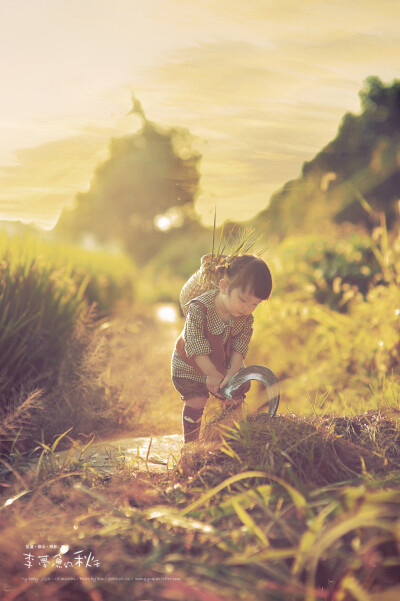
[139,40,359,222]
[190,0,400,41]
[0,129,114,228]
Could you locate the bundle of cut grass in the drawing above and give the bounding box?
[180,224,262,314]
[179,252,226,314]
[178,412,389,488]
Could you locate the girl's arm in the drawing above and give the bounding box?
[185,303,225,394]
[219,350,244,388]
[194,355,224,394]
[221,314,254,389]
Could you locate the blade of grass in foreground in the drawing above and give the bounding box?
[181,470,307,516]
[181,471,271,516]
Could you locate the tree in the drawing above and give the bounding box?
[56,96,202,263]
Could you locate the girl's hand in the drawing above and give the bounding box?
[219,369,238,389]
[219,374,231,389]
[206,372,224,394]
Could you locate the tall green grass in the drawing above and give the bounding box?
[0,235,85,400]
[0,232,137,454]
[0,233,135,400]
[42,238,136,313]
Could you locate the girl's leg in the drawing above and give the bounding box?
[183,396,207,443]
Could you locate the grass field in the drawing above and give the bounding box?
[0,222,399,601]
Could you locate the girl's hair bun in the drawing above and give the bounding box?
[215,263,227,277]
[226,254,272,300]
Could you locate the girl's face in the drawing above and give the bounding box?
[219,280,262,317]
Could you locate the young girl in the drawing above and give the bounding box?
[172,254,272,443]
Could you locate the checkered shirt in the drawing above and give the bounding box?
[171,288,254,383]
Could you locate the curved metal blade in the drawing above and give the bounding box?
[219,365,280,417]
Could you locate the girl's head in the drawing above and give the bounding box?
[219,254,272,300]
[217,254,272,318]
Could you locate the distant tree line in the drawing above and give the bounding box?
[254,76,400,236]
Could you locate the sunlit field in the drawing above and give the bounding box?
[1,202,400,601]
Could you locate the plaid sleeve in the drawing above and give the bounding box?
[184,302,212,358]
[231,315,254,358]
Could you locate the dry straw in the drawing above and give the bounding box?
[180,213,265,314]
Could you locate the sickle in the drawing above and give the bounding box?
[219,365,280,417]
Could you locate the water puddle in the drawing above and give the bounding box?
[47,433,184,475]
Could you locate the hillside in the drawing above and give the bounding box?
[252,76,400,238]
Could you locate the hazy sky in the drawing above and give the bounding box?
[1,0,399,229]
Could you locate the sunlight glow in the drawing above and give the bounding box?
[156,305,178,323]
[154,208,184,231]
[155,215,172,231]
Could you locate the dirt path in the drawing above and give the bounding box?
[72,303,186,474]
[98,301,184,436]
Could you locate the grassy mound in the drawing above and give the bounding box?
[177,411,395,489]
